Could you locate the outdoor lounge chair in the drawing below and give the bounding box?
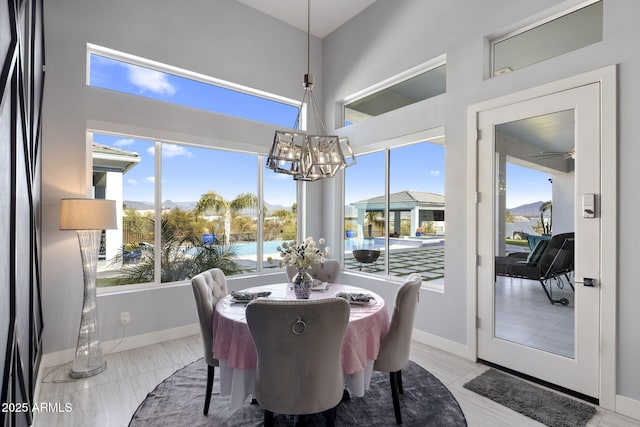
[495,232,575,305]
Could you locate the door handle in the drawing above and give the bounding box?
[575,277,598,287]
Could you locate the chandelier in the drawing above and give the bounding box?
[266,0,355,181]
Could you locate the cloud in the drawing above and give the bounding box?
[144,176,155,184]
[127,65,176,97]
[161,143,193,159]
[429,170,440,176]
[127,178,138,185]
[114,138,135,147]
[145,144,192,159]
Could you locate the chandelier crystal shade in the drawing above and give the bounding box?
[266,0,355,181]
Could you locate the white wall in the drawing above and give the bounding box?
[322,0,640,403]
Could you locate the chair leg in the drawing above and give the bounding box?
[390,371,402,424]
[398,370,404,395]
[264,410,274,427]
[323,406,337,427]
[204,365,214,415]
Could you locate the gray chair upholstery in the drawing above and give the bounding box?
[285,259,341,283]
[373,273,422,424]
[190,268,228,415]
[246,298,350,426]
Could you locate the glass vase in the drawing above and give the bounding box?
[292,268,313,299]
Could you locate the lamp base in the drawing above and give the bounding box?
[70,230,107,380]
[70,361,107,379]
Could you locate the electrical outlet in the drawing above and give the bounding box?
[120,311,130,326]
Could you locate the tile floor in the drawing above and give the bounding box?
[33,335,640,427]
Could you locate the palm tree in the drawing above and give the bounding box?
[109,217,243,285]
[195,191,257,244]
[365,211,385,237]
[539,200,552,235]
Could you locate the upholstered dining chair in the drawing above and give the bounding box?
[246,298,350,427]
[373,273,422,425]
[190,268,228,415]
[285,259,341,283]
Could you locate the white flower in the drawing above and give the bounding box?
[274,236,329,269]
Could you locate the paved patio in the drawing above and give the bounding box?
[344,244,445,282]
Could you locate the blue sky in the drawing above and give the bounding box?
[506,162,552,209]
[90,53,549,210]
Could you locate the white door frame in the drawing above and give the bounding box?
[466,65,617,410]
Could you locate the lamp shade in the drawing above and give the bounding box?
[59,198,117,230]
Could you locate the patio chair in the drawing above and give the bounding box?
[495,232,575,305]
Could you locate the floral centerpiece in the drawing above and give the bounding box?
[268,237,330,299]
[269,236,330,269]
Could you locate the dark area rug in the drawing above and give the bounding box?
[463,369,596,427]
[129,358,467,426]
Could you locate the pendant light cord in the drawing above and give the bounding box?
[307,0,311,77]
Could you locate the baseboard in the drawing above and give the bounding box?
[616,395,640,421]
[412,328,469,359]
[40,323,200,368]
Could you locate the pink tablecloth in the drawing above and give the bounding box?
[212,283,390,408]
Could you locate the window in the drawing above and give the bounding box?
[343,62,446,127]
[87,46,299,127]
[92,132,297,288]
[491,1,603,77]
[344,140,445,283]
[263,163,298,270]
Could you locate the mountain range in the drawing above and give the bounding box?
[508,201,550,217]
[123,200,290,213]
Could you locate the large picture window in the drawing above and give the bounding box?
[92,132,297,288]
[343,140,445,283]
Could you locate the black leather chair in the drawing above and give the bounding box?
[495,232,575,305]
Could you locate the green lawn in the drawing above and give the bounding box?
[505,238,529,247]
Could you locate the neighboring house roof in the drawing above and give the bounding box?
[92,142,141,174]
[350,190,445,211]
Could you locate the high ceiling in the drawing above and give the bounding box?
[236,0,377,39]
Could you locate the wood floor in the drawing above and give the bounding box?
[33,334,639,427]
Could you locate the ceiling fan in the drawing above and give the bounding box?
[531,146,575,160]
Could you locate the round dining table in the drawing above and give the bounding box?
[212,283,390,410]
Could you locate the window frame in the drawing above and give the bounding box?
[92,130,298,293]
[340,55,446,128]
[341,128,446,289]
[86,43,301,125]
[490,0,603,77]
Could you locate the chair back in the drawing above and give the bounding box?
[285,259,341,283]
[246,298,350,415]
[191,268,228,366]
[537,232,575,278]
[374,273,422,373]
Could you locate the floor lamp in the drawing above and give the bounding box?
[60,198,117,378]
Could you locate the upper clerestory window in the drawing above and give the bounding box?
[87,44,299,127]
[342,60,446,127]
[491,0,603,77]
